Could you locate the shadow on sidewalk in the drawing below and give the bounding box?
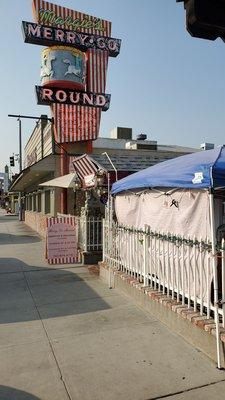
[0,386,41,400]
[0,258,110,324]
[0,233,41,244]
[0,214,19,222]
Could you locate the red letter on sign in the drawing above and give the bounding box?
[42,88,53,101]
[107,39,118,52]
[55,29,65,42]
[95,95,106,107]
[66,31,76,44]
[43,27,53,39]
[83,93,94,106]
[56,90,67,102]
[69,92,80,104]
[96,37,106,49]
[28,24,41,37]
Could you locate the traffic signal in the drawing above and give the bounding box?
[9,156,15,167]
[177,0,225,41]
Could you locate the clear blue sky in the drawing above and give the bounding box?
[1,0,225,172]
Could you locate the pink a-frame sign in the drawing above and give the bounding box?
[46,216,78,264]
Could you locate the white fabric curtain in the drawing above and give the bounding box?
[115,189,211,241]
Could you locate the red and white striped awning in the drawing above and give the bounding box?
[72,154,105,188]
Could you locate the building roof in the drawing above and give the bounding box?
[90,137,199,172]
[90,151,196,172]
[93,137,198,154]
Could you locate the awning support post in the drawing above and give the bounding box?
[209,190,222,369]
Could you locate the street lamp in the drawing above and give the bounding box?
[101,152,118,181]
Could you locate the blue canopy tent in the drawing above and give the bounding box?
[111,146,225,195]
[111,145,225,369]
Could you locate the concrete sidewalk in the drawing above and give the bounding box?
[0,209,225,400]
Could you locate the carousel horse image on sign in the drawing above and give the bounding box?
[40,46,86,90]
[63,59,82,78]
[40,53,56,81]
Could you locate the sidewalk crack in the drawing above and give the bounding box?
[148,378,225,400]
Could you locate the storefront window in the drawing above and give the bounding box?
[33,194,36,211]
[45,190,50,214]
[29,196,32,211]
[37,193,42,212]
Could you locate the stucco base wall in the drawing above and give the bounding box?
[25,211,47,238]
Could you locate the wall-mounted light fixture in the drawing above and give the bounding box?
[72,176,82,191]
[96,169,105,187]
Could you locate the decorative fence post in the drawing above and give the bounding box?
[143,225,149,286]
[102,218,105,262]
[83,215,87,252]
[108,197,114,289]
[222,238,225,328]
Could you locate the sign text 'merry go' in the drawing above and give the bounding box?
[22,21,121,57]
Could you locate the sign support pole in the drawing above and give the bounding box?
[18,117,22,221]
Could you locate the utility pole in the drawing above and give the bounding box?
[18,118,22,173]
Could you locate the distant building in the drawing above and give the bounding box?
[0,173,4,206]
[0,171,8,208]
[0,173,4,190]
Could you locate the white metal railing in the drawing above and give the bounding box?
[56,214,103,252]
[56,213,102,252]
[103,220,225,326]
[78,215,102,252]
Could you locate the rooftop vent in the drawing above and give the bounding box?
[201,143,214,150]
[137,133,147,141]
[126,140,157,151]
[110,127,132,140]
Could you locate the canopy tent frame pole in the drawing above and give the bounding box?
[108,194,114,289]
[209,190,222,369]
